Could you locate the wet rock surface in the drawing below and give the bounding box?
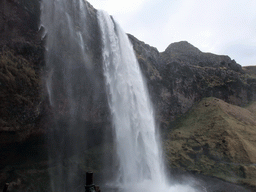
[0,0,45,138]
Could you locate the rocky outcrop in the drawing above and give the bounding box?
[0,50,43,144]
[129,36,256,129]
[0,2,49,190]
[0,0,41,45]
[0,0,45,146]
[161,41,243,72]
[243,66,256,101]
[0,0,109,146]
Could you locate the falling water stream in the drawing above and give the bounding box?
[97,11,196,192]
[98,10,165,190]
[40,0,103,191]
[41,0,195,191]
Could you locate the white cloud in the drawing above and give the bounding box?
[88,0,256,66]
[89,0,146,15]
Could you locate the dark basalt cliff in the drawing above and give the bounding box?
[1,0,256,190]
[0,0,108,146]
[129,35,256,129]
[0,0,45,144]
[162,41,242,72]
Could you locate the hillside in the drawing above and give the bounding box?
[164,97,256,189]
[243,66,256,78]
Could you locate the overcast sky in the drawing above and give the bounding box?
[89,0,256,66]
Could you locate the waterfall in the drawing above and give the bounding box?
[41,0,195,191]
[40,0,105,191]
[98,11,196,192]
[98,10,165,191]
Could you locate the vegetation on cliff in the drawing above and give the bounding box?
[0,48,45,144]
[164,97,256,189]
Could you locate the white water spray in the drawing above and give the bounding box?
[40,0,102,191]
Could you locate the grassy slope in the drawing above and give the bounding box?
[164,97,256,188]
[243,66,256,78]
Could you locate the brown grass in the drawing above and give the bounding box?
[164,97,256,188]
[0,49,40,133]
[243,66,256,78]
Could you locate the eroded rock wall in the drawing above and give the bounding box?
[0,0,44,145]
[128,35,256,129]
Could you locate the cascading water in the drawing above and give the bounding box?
[41,0,196,190]
[98,11,195,192]
[98,10,165,190]
[40,0,106,191]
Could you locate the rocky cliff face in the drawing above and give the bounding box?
[0,0,45,145]
[0,1,48,189]
[162,41,243,72]
[129,36,256,129]
[0,0,110,147]
[0,1,109,190]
